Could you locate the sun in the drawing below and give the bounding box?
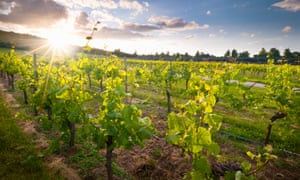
[37,21,76,58]
[43,29,75,58]
[47,31,70,50]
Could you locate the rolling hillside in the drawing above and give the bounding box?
[0,30,116,57]
[0,30,48,50]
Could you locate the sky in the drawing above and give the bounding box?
[0,0,300,57]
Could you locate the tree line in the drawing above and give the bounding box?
[1,39,299,64]
[113,48,300,64]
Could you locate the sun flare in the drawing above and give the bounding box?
[42,28,75,58]
[47,32,69,50]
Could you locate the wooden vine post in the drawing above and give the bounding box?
[33,53,38,116]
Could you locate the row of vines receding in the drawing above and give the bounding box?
[0,47,299,179]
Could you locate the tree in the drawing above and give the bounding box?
[239,51,250,58]
[292,51,300,58]
[258,48,267,58]
[292,51,300,64]
[166,51,170,60]
[268,48,280,60]
[232,49,238,58]
[133,50,137,57]
[183,52,191,61]
[224,50,230,57]
[283,48,294,59]
[113,49,121,56]
[154,52,159,60]
[173,53,181,61]
[194,51,201,61]
[159,52,165,60]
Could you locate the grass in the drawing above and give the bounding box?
[68,142,106,177]
[0,92,58,180]
[131,78,300,154]
[68,142,131,179]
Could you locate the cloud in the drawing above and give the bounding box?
[148,16,209,31]
[54,0,118,9]
[122,22,160,32]
[282,25,292,32]
[54,0,147,15]
[240,32,256,38]
[209,33,216,38]
[75,11,89,27]
[272,0,300,12]
[0,1,16,15]
[96,26,146,39]
[90,1,148,25]
[99,0,119,9]
[233,2,250,8]
[143,2,150,7]
[119,0,147,14]
[91,10,123,26]
[206,10,211,15]
[185,34,197,39]
[0,0,67,27]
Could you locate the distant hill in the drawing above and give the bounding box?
[0,30,158,59]
[0,30,117,57]
[0,30,48,50]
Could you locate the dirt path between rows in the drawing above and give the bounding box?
[0,80,81,180]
